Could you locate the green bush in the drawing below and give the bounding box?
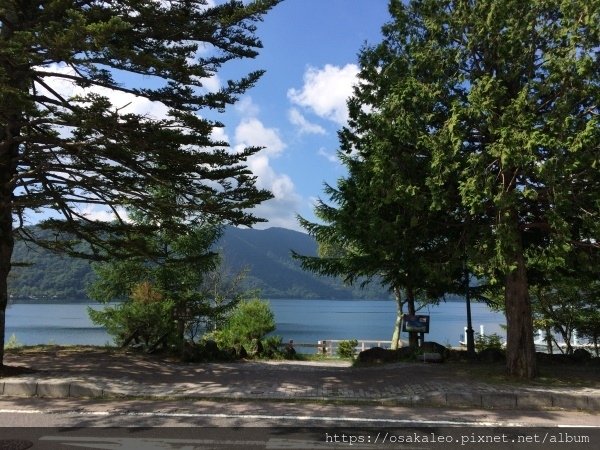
[261,335,282,358]
[210,299,275,353]
[89,297,175,348]
[4,333,21,349]
[337,339,358,359]
[475,333,504,352]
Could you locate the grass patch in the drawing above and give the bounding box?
[290,353,351,362]
[4,343,119,355]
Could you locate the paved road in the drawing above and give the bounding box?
[1,398,599,427]
[0,398,599,449]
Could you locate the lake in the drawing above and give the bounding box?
[5,299,506,349]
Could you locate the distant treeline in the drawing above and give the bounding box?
[9,226,396,302]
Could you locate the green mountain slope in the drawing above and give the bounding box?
[9,227,390,301]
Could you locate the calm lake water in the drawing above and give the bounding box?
[5,299,506,348]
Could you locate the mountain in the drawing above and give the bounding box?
[9,240,96,301]
[8,227,391,302]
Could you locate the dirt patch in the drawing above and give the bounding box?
[2,346,181,381]
[0,365,38,378]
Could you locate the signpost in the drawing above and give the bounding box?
[402,314,430,346]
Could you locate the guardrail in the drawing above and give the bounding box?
[280,339,393,356]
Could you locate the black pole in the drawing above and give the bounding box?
[465,266,475,356]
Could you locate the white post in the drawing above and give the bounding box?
[318,340,325,355]
[480,325,485,337]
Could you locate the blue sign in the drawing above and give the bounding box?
[402,314,430,333]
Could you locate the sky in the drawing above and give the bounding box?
[202,0,392,231]
[35,0,393,231]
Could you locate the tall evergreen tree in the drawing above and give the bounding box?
[0,0,279,366]
[299,0,599,378]
[426,0,599,378]
[295,10,463,348]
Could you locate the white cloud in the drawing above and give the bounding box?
[36,64,171,121]
[248,160,303,230]
[288,108,326,135]
[287,64,359,125]
[210,125,230,144]
[154,0,215,10]
[232,118,302,230]
[235,96,260,117]
[78,205,130,223]
[246,155,297,198]
[38,64,304,230]
[113,93,170,119]
[234,118,286,156]
[199,74,221,93]
[244,153,303,231]
[317,147,338,164]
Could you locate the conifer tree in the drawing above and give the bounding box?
[0,0,279,366]
[295,14,463,348]
[298,0,599,378]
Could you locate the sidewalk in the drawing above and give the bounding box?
[1,348,599,411]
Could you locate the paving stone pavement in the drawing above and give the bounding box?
[1,349,599,411]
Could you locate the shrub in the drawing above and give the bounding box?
[89,281,176,348]
[261,335,283,358]
[337,339,358,359]
[210,299,275,353]
[475,333,504,353]
[4,333,21,349]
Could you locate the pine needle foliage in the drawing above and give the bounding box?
[0,0,280,364]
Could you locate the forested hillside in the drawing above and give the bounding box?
[8,227,390,302]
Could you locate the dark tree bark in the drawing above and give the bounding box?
[0,137,17,367]
[406,286,419,349]
[505,240,537,379]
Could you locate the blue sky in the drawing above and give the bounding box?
[210,0,392,230]
[36,0,392,231]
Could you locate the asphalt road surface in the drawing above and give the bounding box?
[0,398,599,449]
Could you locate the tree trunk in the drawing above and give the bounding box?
[0,247,10,368]
[390,286,404,349]
[545,326,553,354]
[0,143,15,369]
[558,326,573,355]
[505,249,537,378]
[1,7,22,368]
[0,118,20,369]
[406,286,419,349]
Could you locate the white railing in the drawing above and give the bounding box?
[279,339,399,356]
[317,339,393,356]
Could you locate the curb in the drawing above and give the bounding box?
[1,379,599,411]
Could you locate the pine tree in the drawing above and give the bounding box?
[295,6,464,348]
[298,0,599,378]
[0,0,279,366]
[426,0,599,378]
